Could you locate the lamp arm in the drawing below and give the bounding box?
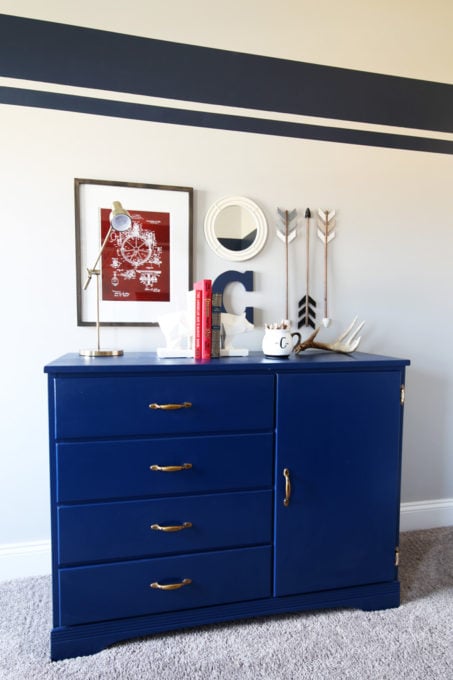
[83,224,113,290]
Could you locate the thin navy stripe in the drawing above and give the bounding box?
[0,14,452,134]
[1,87,452,155]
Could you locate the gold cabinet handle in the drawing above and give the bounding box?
[283,468,291,507]
[150,578,192,591]
[149,463,192,473]
[149,402,192,410]
[150,522,192,532]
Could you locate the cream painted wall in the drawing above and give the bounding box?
[0,3,452,566]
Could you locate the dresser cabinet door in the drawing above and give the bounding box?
[274,370,403,597]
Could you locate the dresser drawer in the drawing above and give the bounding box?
[59,545,271,626]
[57,433,273,502]
[52,373,274,439]
[58,490,272,565]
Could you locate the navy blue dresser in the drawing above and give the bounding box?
[45,351,409,660]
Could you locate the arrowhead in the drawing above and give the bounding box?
[298,295,307,307]
[305,208,311,218]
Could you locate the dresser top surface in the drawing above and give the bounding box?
[44,351,409,375]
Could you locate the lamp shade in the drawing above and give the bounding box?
[110,201,132,232]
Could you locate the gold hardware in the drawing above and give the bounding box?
[149,463,192,472]
[149,402,192,410]
[150,578,192,591]
[400,385,405,405]
[283,468,291,506]
[395,546,400,566]
[150,522,192,532]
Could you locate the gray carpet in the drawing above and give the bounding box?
[0,527,452,679]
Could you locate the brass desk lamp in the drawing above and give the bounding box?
[79,201,132,357]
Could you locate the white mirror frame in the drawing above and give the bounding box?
[204,195,268,261]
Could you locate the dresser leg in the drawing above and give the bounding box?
[50,630,118,661]
[357,584,400,612]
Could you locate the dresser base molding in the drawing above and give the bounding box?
[50,581,400,661]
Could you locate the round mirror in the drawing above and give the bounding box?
[204,196,268,261]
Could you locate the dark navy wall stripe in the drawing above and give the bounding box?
[1,13,453,136]
[2,86,452,156]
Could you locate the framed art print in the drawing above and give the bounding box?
[75,178,193,326]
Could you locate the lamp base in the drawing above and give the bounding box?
[79,349,124,357]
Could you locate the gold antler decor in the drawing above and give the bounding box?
[294,317,364,354]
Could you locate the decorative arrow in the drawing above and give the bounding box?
[298,208,317,329]
[277,208,297,321]
[317,209,336,327]
[276,208,298,244]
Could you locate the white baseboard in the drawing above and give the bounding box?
[0,539,51,583]
[400,497,453,532]
[0,500,451,582]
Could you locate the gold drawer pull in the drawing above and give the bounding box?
[149,463,192,473]
[149,402,192,410]
[150,522,192,532]
[283,468,291,507]
[150,578,192,591]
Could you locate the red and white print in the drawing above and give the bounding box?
[100,208,170,302]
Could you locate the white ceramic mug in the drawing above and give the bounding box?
[262,329,301,358]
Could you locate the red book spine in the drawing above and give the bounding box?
[194,288,202,360]
[202,280,212,360]
[194,279,212,360]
